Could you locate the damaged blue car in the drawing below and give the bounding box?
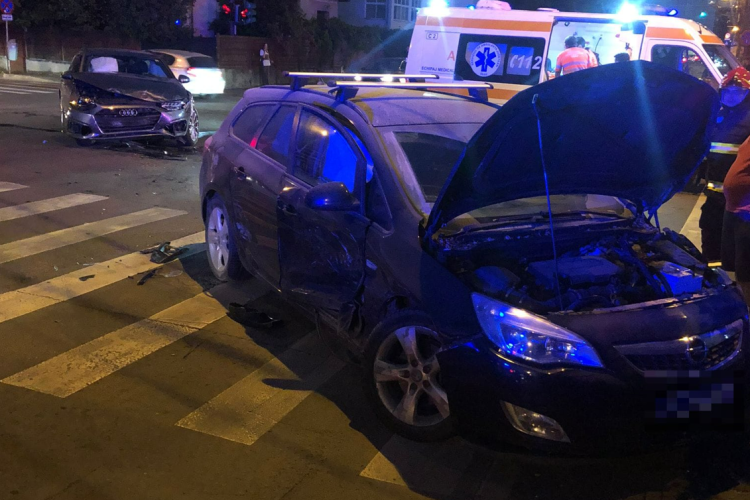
[200,62,749,451]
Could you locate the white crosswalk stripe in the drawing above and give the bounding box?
[0,181,27,193]
[0,85,57,94]
[0,206,186,265]
[0,193,107,222]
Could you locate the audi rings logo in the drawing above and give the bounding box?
[685,336,708,366]
[119,109,138,117]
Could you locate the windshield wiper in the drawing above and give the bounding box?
[453,210,628,236]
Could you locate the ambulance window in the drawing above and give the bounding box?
[454,34,547,86]
[703,44,739,77]
[651,45,718,89]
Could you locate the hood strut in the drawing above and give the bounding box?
[532,94,564,311]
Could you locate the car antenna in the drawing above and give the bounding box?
[532,94,564,311]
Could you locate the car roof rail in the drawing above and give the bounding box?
[284,71,440,91]
[331,81,495,103]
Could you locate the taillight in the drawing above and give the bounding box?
[187,67,198,78]
[204,135,213,154]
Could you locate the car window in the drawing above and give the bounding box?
[232,104,274,145]
[454,34,547,86]
[366,173,392,230]
[651,45,718,89]
[84,54,174,79]
[703,44,739,77]
[69,54,82,73]
[188,56,217,68]
[255,106,296,167]
[293,110,359,192]
[156,53,176,66]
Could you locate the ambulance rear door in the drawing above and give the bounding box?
[549,17,647,69]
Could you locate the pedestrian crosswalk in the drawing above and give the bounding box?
[0,178,496,498]
[0,81,59,96]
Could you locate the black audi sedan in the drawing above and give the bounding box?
[60,48,199,147]
[199,62,749,450]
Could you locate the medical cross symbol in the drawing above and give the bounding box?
[474,47,496,73]
[470,42,501,77]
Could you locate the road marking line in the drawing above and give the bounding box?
[176,332,345,447]
[0,231,204,324]
[0,207,187,265]
[360,436,476,494]
[0,86,56,94]
[679,194,705,252]
[1,281,268,398]
[0,182,27,193]
[0,193,108,222]
[0,89,27,95]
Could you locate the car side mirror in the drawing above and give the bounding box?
[62,72,73,80]
[305,182,360,212]
[179,75,190,84]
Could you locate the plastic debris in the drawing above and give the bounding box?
[227,302,283,329]
[163,270,183,278]
[140,241,188,264]
[137,269,157,286]
[79,275,95,282]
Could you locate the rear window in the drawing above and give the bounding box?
[188,56,217,68]
[156,53,176,66]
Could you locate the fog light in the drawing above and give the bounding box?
[502,402,570,443]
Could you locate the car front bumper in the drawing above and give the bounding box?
[64,103,192,141]
[438,294,750,452]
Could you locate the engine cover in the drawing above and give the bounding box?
[528,256,621,290]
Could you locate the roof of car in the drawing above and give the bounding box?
[82,48,158,58]
[243,86,498,128]
[150,49,211,58]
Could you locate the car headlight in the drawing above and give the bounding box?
[69,96,96,111]
[161,100,187,111]
[472,293,603,368]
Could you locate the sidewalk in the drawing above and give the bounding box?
[0,72,60,84]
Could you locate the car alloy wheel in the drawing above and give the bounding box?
[207,204,230,274]
[373,326,450,427]
[188,108,199,144]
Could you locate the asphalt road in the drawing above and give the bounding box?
[0,74,747,500]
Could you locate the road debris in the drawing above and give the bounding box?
[137,269,157,286]
[79,275,95,282]
[227,302,283,329]
[140,242,188,264]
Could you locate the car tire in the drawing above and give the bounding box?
[179,107,199,148]
[204,195,248,281]
[363,310,456,442]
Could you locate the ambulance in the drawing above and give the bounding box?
[405,0,740,102]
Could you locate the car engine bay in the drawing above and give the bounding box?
[450,227,733,314]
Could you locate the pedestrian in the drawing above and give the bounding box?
[576,36,598,68]
[554,35,590,77]
[722,136,750,307]
[260,43,272,86]
[700,67,750,262]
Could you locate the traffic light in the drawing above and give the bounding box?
[238,1,256,25]
[221,3,231,15]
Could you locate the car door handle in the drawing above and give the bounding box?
[235,167,246,180]
[277,201,297,216]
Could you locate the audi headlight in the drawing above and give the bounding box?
[161,100,187,111]
[472,293,603,368]
[70,96,96,111]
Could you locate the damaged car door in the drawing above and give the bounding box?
[277,108,370,312]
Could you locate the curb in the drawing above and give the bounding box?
[0,73,60,84]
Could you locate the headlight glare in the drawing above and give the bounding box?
[472,293,603,368]
[71,96,96,110]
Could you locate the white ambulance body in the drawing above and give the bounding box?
[405,2,739,102]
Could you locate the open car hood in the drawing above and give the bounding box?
[424,61,718,240]
[72,73,189,102]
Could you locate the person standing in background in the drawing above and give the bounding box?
[260,43,272,86]
[576,36,598,68]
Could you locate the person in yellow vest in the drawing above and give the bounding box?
[260,43,272,86]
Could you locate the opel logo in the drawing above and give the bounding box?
[119,109,138,117]
[685,336,708,366]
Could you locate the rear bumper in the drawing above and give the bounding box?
[184,79,225,96]
[64,104,191,140]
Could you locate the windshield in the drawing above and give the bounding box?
[384,124,633,228]
[383,123,485,214]
[83,54,174,79]
[703,44,739,77]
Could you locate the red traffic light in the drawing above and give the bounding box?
[240,8,249,18]
[221,3,231,14]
